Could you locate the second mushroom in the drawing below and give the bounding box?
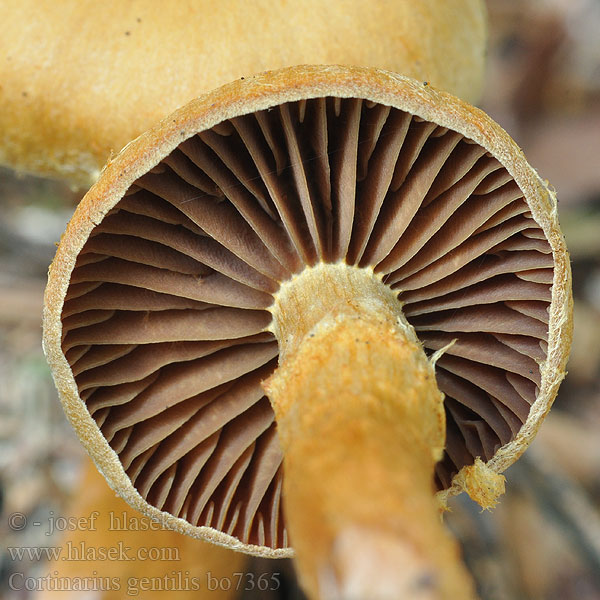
[43,65,572,600]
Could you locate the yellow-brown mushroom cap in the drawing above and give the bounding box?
[43,64,572,557]
[0,0,486,187]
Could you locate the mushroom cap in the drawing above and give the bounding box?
[43,65,572,557]
[0,0,486,187]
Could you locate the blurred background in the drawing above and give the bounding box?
[1,0,599,598]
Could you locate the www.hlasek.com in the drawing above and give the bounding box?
[8,541,180,562]
[8,570,282,595]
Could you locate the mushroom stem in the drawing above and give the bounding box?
[265,263,476,600]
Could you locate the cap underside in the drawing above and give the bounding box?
[58,95,554,552]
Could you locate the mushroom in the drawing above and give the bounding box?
[0,0,486,187]
[43,65,572,599]
[37,457,247,600]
